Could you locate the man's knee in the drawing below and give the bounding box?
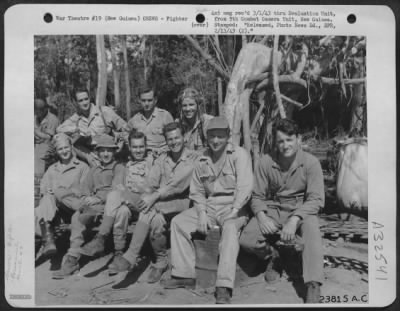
[299,216,321,236]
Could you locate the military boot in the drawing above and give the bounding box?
[52,255,79,279]
[80,233,106,257]
[305,281,321,303]
[148,232,168,283]
[39,220,57,258]
[215,287,232,304]
[264,248,281,284]
[108,255,134,274]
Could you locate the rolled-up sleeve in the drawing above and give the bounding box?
[291,159,325,219]
[147,159,162,191]
[104,107,129,132]
[189,164,207,214]
[232,148,253,211]
[251,155,270,215]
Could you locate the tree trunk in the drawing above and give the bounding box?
[272,35,286,119]
[95,35,107,107]
[224,43,272,146]
[217,77,223,116]
[121,35,131,119]
[109,35,121,109]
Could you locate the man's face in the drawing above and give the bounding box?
[35,106,47,120]
[140,91,157,113]
[207,129,229,154]
[165,128,184,154]
[56,141,73,162]
[182,98,198,120]
[129,137,146,161]
[76,91,91,114]
[275,130,300,159]
[97,147,115,166]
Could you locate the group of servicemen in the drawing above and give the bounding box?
[34,85,325,304]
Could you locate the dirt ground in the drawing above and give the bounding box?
[35,231,368,306]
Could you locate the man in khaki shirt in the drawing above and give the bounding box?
[127,85,173,156]
[35,133,90,259]
[52,134,124,279]
[57,88,129,166]
[240,119,325,303]
[107,123,198,283]
[162,116,253,304]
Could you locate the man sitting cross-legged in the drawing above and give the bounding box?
[52,134,125,279]
[107,122,199,283]
[161,116,253,304]
[79,130,154,266]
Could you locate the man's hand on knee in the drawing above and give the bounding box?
[281,216,300,242]
[256,211,279,235]
[197,211,211,235]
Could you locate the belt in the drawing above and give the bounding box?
[210,192,234,197]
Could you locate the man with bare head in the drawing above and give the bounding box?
[240,118,325,303]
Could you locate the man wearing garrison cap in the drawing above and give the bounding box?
[35,133,90,260]
[162,116,253,304]
[52,134,125,278]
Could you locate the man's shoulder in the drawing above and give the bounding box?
[155,107,173,118]
[73,158,90,169]
[227,143,250,160]
[47,112,60,123]
[299,149,321,167]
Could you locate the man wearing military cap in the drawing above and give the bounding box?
[52,134,125,278]
[162,116,253,304]
[35,133,90,260]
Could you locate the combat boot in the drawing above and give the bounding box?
[39,220,57,258]
[148,232,168,283]
[52,255,79,279]
[305,281,321,303]
[108,255,134,274]
[80,233,106,257]
[215,287,232,304]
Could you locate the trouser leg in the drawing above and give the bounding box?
[149,212,168,268]
[170,208,199,278]
[113,205,132,252]
[298,216,324,284]
[240,216,274,259]
[216,217,247,289]
[68,211,88,258]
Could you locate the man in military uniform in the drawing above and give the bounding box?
[35,133,90,258]
[239,119,325,303]
[79,131,154,266]
[34,98,60,177]
[127,85,174,157]
[52,134,125,278]
[57,88,129,166]
[162,116,253,304]
[107,122,199,283]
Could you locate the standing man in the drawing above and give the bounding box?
[162,116,253,304]
[127,85,173,157]
[57,88,129,166]
[106,123,198,283]
[239,119,325,303]
[34,98,60,177]
[52,134,125,278]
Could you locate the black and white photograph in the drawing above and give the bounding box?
[32,33,369,305]
[4,4,396,308]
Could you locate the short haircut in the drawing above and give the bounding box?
[163,122,183,137]
[138,84,155,97]
[128,130,147,146]
[34,98,48,109]
[272,118,300,137]
[74,87,89,100]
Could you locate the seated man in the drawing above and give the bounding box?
[57,87,129,166]
[239,119,325,303]
[79,130,154,265]
[162,116,253,304]
[35,133,90,258]
[105,122,199,283]
[52,134,125,279]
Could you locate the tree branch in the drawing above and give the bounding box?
[272,35,286,119]
[185,35,230,80]
[320,77,365,85]
[256,74,308,90]
[281,94,303,108]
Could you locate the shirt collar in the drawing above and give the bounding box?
[55,156,81,172]
[97,160,117,171]
[139,107,158,120]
